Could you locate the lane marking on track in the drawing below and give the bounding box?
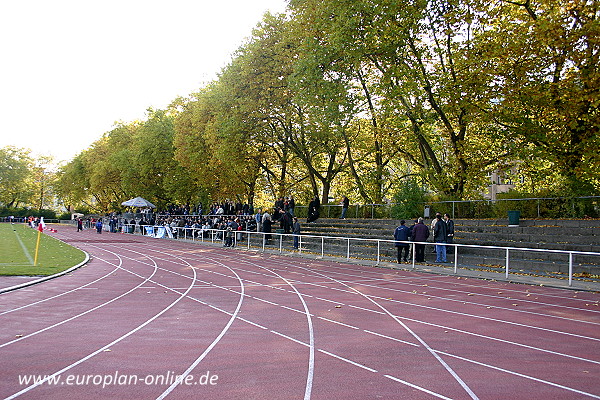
[287,264,480,400]
[363,330,420,346]
[238,317,268,330]
[202,253,316,400]
[252,297,279,306]
[0,265,121,316]
[435,350,600,399]
[300,279,600,342]
[4,249,194,400]
[384,374,453,400]
[0,255,142,349]
[318,349,378,373]
[257,258,600,365]
[317,316,360,330]
[339,279,600,326]
[143,244,600,367]
[126,242,600,397]
[156,256,245,400]
[271,330,309,347]
[261,261,600,322]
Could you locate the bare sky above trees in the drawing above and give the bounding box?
[0,0,287,163]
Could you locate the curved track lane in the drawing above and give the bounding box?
[0,226,599,399]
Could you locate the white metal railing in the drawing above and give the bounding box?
[113,224,600,287]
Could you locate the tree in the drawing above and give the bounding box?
[290,0,517,198]
[0,146,35,208]
[476,0,600,193]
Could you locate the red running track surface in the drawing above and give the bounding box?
[1,226,599,399]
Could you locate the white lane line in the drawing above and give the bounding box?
[238,317,268,330]
[302,279,600,342]
[6,252,197,400]
[223,256,315,400]
[271,330,310,347]
[283,262,480,400]
[318,349,378,373]
[345,304,386,314]
[435,350,600,399]
[396,314,600,366]
[156,259,244,400]
[135,243,600,396]
[317,317,360,330]
[0,255,137,349]
[384,374,453,400]
[363,330,420,347]
[257,258,600,319]
[252,297,279,306]
[0,264,121,317]
[153,249,600,367]
[343,279,600,326]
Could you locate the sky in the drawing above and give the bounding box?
[0,0,288,164]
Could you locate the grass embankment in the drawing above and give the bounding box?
[0,223,86,276]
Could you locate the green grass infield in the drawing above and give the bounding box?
[0,223,86,276]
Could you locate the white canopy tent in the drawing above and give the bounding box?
[121,197,156,208]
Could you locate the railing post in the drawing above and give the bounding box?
[454,245,458,274]
[247,232,250,249]
[279,234,283,253]
[347,238,351,260]
[568,252,573,287]
[321,237,324,258]
[505,248,510,279]
[376,240,380,265]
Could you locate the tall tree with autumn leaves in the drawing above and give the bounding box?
[53,1,599,214]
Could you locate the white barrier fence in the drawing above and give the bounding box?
[114,224,600,287]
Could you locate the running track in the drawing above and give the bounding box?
[1,226,599,399]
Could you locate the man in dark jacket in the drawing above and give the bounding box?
[433,213,448,262]
[411,217,429,262]
[394,220,411,263]
[307,196,320,222]
[444,213,455,254]
[292,217,301,249]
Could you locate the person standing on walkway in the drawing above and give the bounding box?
[77,218,83,232]
[433,213,447,262]
[444,213,455,254]
[411,217,429,262]
[292,217,301,249]
[96,219,103,234]
[340,196,350,219]
[393,220,411,263]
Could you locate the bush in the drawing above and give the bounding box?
[391,179,427,220]
[57,212,72,220]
